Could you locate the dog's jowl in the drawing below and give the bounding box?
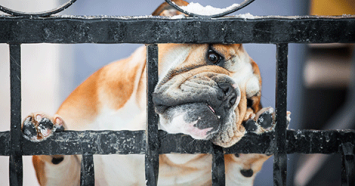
[21,0,290,185]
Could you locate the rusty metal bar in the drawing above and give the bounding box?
[1,130,355,156]
[212,144,225,186]
[145,44,159,186]
[0,16,354,44]
[9,44,23,186]
[341,142,355,185]
[80,154,95,186]
[273,43,288,186]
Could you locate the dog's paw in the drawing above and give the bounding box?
[22,113,65,142]
[242,107,291,134]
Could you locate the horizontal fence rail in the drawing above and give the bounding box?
[1,130,355,156]
[0,16,354,44]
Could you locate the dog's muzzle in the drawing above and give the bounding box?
[153,77,241,140]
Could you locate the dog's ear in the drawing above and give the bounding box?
[152,0,189,16]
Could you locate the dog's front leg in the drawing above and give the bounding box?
[22,113,81,186]
[242,107,291,134]
[225,108,291,185]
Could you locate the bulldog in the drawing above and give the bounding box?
[21,0,290,185]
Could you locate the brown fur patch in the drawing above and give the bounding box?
[56,50,145,129]
[212,44,242,62]
[33,155,47,185]
[100,57,141,110]
[237,88,248,126]
[56,68,101,127]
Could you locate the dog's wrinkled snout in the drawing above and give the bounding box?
[153,79,240,117]
[153,75,242,140]
[217,82,238,110]
[152,93,170,114]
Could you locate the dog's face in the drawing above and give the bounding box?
[153,44,262,147]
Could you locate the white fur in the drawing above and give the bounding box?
[165,154,202,165]
[96,154,145,185]
[45,155,81,186]
[159,112,212,140]
[94,99,144,131]
[68,46,148,185]
[246,76,260,97]
[158,154,213,186]
[226,164,255,186]
[88,91,147,185]
[130,46,146,67]
[230,51,260,95]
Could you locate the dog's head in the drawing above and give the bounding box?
[152,1,262,148]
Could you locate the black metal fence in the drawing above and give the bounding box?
[0,0,354,185]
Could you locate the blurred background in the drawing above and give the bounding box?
[0,0,354,185]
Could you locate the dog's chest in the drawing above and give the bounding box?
[89,93,247,185]
[90,99,147,185]
[94,154,213,185]
[94,154,146,185]
[90,99,212,185]
[91,98,145,131]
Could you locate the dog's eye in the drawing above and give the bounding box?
[208,50,221,64]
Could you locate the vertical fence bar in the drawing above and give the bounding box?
[341,153,347,186]
[80,154,95,186]
[341,142,355,186]
[273,43,288,186]
[212,144,225,186]
[9,44,23,186]
[145,44,159,186]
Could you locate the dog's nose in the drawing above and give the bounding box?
[217,83,238,109]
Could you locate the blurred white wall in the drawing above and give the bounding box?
[0,1,71,185]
